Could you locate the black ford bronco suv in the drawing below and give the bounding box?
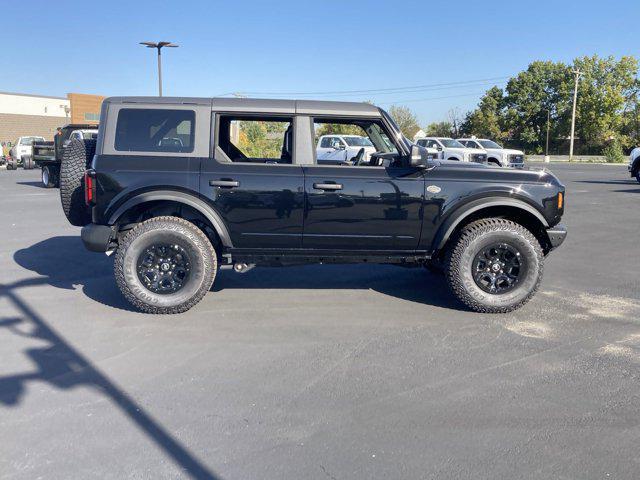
[57,97,566,314]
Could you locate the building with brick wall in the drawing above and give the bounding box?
[0,91,104,155]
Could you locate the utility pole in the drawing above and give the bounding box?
[140,42,179,96]
[544,109,551,162]
[569,69,582,161]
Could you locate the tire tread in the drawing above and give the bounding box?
[114,216,217,314]
[444,218,544,313]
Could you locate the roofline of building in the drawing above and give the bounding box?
[0,91,68,101]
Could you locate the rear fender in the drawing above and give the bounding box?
[107,190,233,247]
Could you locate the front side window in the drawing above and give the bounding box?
[314,118,400,167]
[479,140,502,149]
[320,136,334,148]
[440,139,465,148]
[115,108,195,153]
[217,115,294,164]
[420,139,439,149]
[343,136,374,147]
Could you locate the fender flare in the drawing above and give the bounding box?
[107,190,233,247]
[432,197,549,251]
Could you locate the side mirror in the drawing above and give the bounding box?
[436,144,443,151]
[410,144,429,168]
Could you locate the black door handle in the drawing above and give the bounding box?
[210,179,239,188]
[313,182,343,191]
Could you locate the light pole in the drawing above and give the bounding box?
[569,69,582,161]
[140,41,179,96]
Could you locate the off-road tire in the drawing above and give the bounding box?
[444,218,544,313]
[22,155,34,169]
[635,168,640,184]
[60,139,95,226]
[114,216,217,314]
[7,159,16,170]
[42,165,59,188]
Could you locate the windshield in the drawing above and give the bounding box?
[479,140,502,149]
[20,137,44,145]
[343,136,373,147]
[440,139,464,148]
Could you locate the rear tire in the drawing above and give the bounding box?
[114,216,217,314]
[42,165,58,188]
[7,159,16,170]
[22,155,34,169]
[444,218,543,313]
[59,139,95,226]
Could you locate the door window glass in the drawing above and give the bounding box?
[217,115,294,164]
[115,108,195,153]
[313,118,400,167]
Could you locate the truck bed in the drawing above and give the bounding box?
[32,141,57,166]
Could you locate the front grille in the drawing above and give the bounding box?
[508,154,524,164]
[471,153,487,164]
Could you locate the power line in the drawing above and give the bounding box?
[376,90,501,105]
[238,76,510,97]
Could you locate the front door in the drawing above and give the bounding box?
[200,114,305,249]
[302,116,425,250]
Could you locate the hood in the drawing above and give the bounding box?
[501,148,525,155]
[434,161,562,186]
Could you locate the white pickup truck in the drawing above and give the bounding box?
[316,135,377,165]
[415,137,488,164]
[458,138,525,168]
[8,136,45,169]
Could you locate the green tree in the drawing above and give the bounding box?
[315,123,364,138]
[425,121,454,137]
[502,61,573,153]
[572,55,639,151]
[388,105,420,139]
[460,86,507,140]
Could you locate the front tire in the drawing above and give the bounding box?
[635,168,640,184]
[114,217,217,314]
[444,219,543,313]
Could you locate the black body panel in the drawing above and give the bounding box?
[302,165,425,250]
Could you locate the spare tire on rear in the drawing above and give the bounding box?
[60,139,96,226]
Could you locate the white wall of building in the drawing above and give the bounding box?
[0,92,70,117]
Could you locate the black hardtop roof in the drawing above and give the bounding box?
[103,96,381,117]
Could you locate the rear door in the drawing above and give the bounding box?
[301,116,425,251]
[200,113,305,249]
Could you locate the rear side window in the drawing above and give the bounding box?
[115,108,195,153]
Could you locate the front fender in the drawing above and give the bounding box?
[431,195,549,252]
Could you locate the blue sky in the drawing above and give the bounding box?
[3,0,639,125]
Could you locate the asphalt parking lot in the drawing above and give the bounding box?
[1,163,639,479]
